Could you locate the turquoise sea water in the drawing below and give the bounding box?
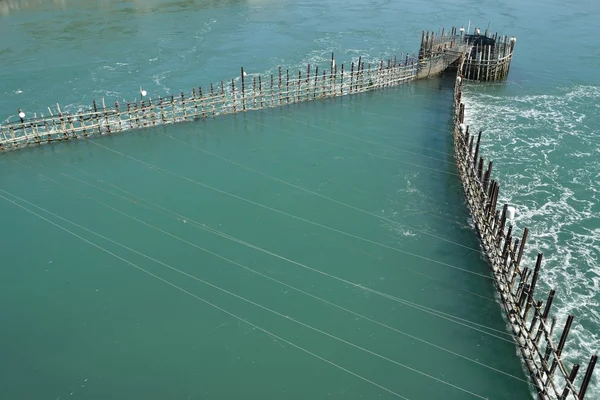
[0,0,598,399]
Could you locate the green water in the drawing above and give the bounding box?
[0,0,598,399]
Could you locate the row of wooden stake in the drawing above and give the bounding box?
[0,53,418,151]
[452,67,597,399]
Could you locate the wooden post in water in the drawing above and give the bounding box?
[192,87,198,118]
[102,98,110,133]
[285,69,290,104]
[306,64,311,100]
[269,74,274,108]
[78,115,87,137]
[241,67,246,112]
[258,77,264,109]
[548,315,575,377]
[148,98,155,125]
[333,64,338,96]
[330,52,335,95]
[31,114,41,143]
[340,63,344,95]
[278,66,283,106]
[134,101,140,128]
[158,97,166,123]
[468,134,474,160]
[350,62,354,94]
[57,103,68,139]
[523,253,543,319]
[198,87,206,119]
[139,100,146,127]
[67,114,77,138]
[313,66,319,99]
[231,79,237,113]
[115,101,124,131]
[579,355,598,399]
[91,101,101,135]
[297,71,301,103]
[560,364,580,399]
[126,102,133,129]
[515,227,529,272]
[253,77,258,109]
[359,60,364,92]
[483,161,493,193]
[473,130,482,168]
[357,56,362,92]
[220,81,225,115]
[209,83,215,117]
[181,92,187,121]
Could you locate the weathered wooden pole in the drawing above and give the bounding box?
[210,83,216,117]
[241,67,246,111]
[559,364,579,399]
[578,355,597,399]
[297,71,301,102]
[523,253,543,319]
[278,66,283,106]
[306,64,311,100]
[473,130,482,168]
[180,92,187,120]
[534,289,556,344]
[340,63,344,95]
[232,79,237,113]
[350,62,354,94]
[258,76,264,109]
[192,87,198,117]
[286,68,290,104]
[311,66,317,99]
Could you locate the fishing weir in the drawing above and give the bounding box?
[452,62,597,398]
[1,26,596,399]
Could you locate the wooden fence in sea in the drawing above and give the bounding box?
[452,60,597,399]
[0,53,420,151]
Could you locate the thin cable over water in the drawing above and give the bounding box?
[37,153,510,337]
[161,131,483,256]
[0,190,489,399]
[291,106,457,158]
[0,193,410,400]
[0,180,525,381]
[276,113,456,166]
[21,155,515,340]
[54,166,495,302]
[255,118,462,178]
[84,140,489,275]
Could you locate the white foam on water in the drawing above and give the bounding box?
[463,84,600,398]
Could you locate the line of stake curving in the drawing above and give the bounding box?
[452,58,597,399]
